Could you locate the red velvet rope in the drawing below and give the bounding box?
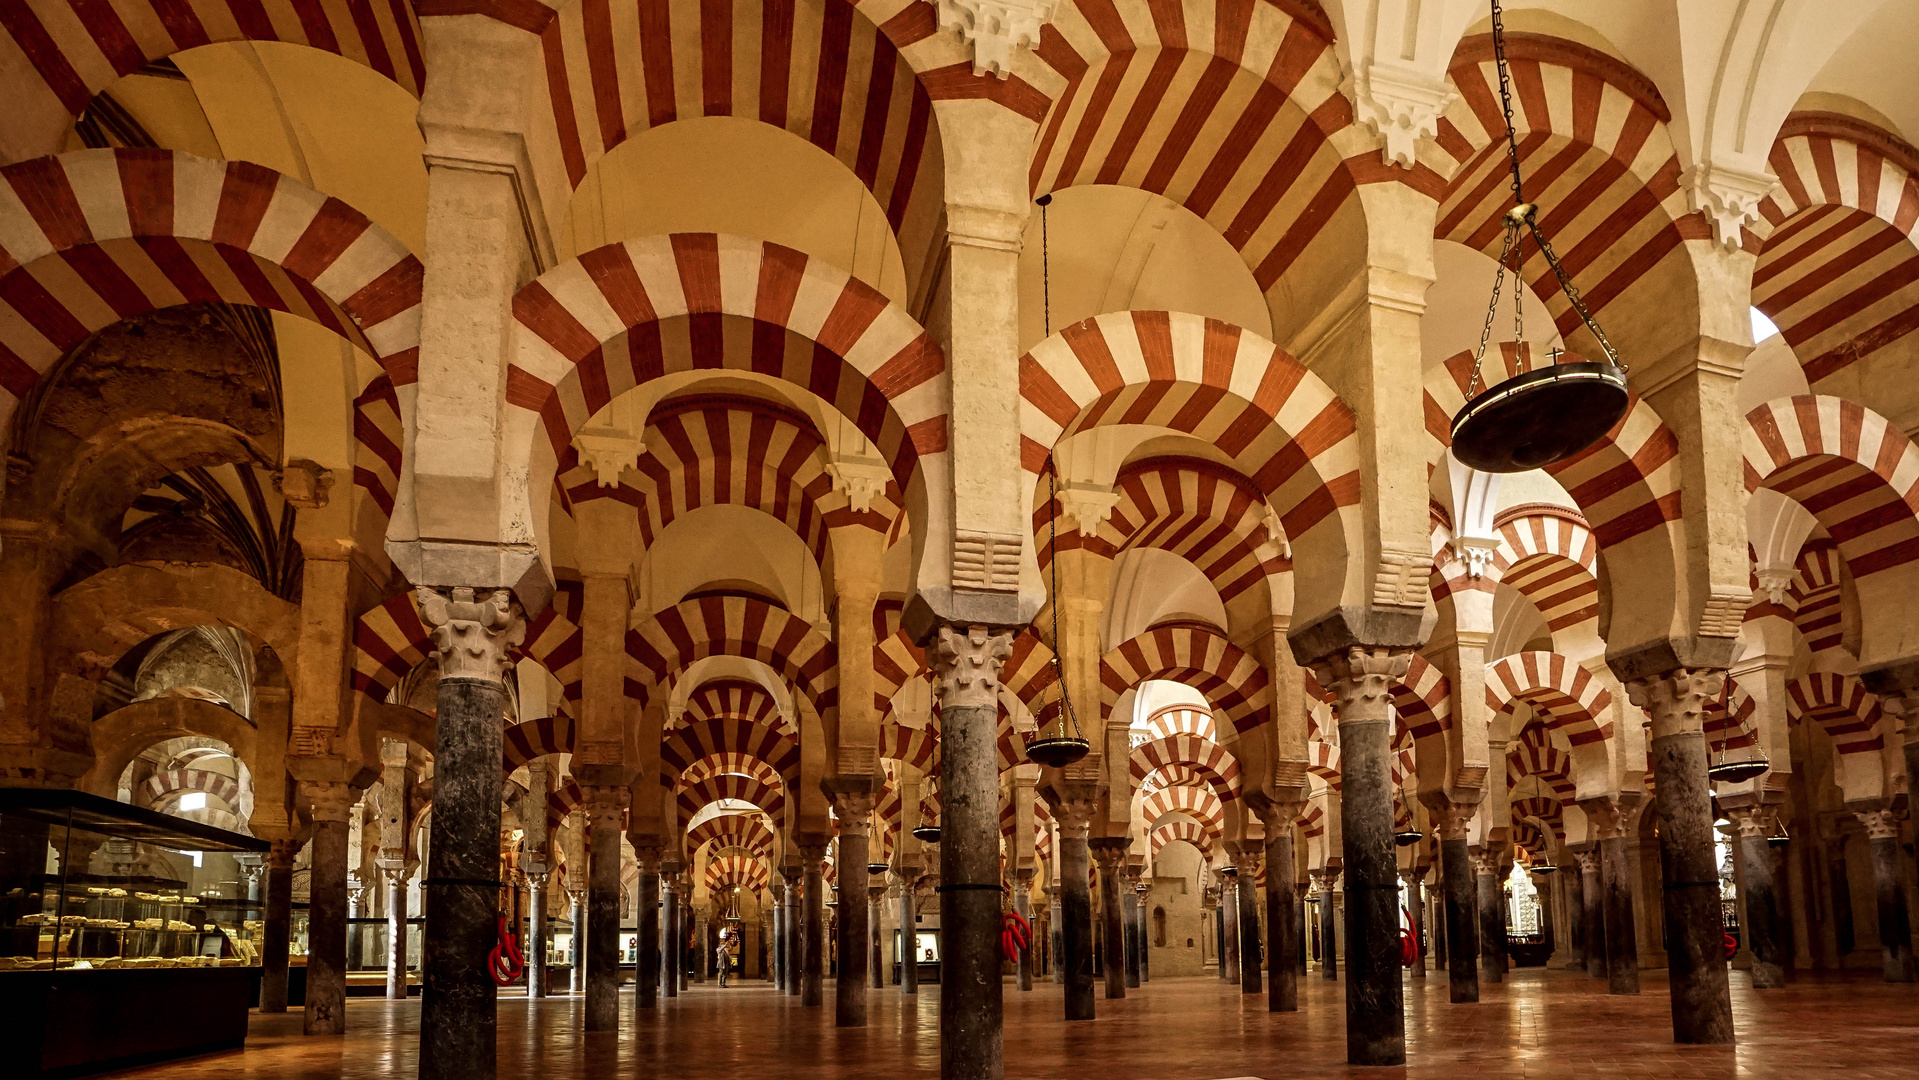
[1000,911,1031,962]
[490,914,526,986]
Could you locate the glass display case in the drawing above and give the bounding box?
[0,788,268,1077]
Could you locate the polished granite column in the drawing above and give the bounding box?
[1576,848,1604,978]
[302,781,353,1036]
[382,863,409,1000]
[1435,806,1478,1003]
[583,788,628,1026]
[634,849,660,1012]
[825,785,879,1026]
[1014,873,1035,990]
[1090,839,1130,1000]
[1857,808,1916,982]
[800,846,826,1006]
[1236,847,1262,995]
[898,869,920,995]
[1056,802,1095,1018]
[526,870,550,999]
[260,838,299,1013]
[1474,849,1504,985]
[1727,807,1787,988]
[1261,805,1301,1011]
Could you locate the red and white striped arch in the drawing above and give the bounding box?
[1485,651,1612,748]
[508,233,945,526]
[1098,622,1271,733]
[1511,794,1565,837]
[1705,680,1760,753]
[1506,728,1576,801]
[1750,117,1919,388]
[1020,312,1360,607]
[353,374,402,522]
[872,627,926,713]
[1435,35,1704,339]
[1786,672,1885,755]
[1137,783,1223,838]
[661,714,801,779]
[1789,539,1845,656]
[350,592,431,703]
[879,719,935,774]
[1305,738,1339,789]
[531,0,944,291]
[1494,507,1601,633]
[683,677,792,737]
[1391,652,1451,754]
[626,595,836,712]
[1039,455,1289,604]
[521,583,585,705]
[137,766,242,808]
[703,853,770,893]
[1028,0,1355,296]
[1744,396,1919,611]
[1149,819,1214,861]
[680,754,783,792]
[1128,733,1239,803]
[687,811,777,859]
[0,1,425,159]
[676,770,785,828]
[1142,703,1215,742]
[0,150,423,436]
[503,715,576,775]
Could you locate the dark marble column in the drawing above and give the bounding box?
[1858,809,1916,982]
[1093,843,1132,999]
[692,912,708,984]
[526,871,550,999]
[1014,874,1035,990]
[662,875,681,999]
[870,884,887,989]
[1437,814,1479,1003]
[1262,812,1300,1011]
[567,889,585,993]
[931,625,1014,1080]
[583,790,627,1028]
[1629,671,1731,1043]
[1474,850,1504,985]
[260,839,298,1012]
[1135,883,1150,982]
[382,864,409,999]
[417,589,524,1080]
[784,875,803,995]
[1221,871,1240,982]
[1575,849,1604,978]
[1402,867,1427,980]
[679,888,691,992]
[825,786,878,1026]
[1236,850,1262,995]
[1056,807,1096,1019]
[800,845,826,1006]
[634,853,660,1012]
[302,782,353,1036]
[772,872,789,993]
[1120,871,1141,988]
[1315,869,1339,980]
[1727,808,1786,988]
[1600,834,1640,994]
[899,871,920,995]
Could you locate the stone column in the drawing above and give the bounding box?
[1090,840,1129,999]
[679,887,692,992]
[302,781,353,1036]
[1856,809,1916,982]
[1135,883,1150,983]
[1472,849,1504,985]
[694,911,710,984]
[771,872,788,993]
[1574,849,1603,978]
[1221,872,1240,982]
[1314,868,1340,979]
[415,588,524,1078]
[1014,873,1035,991]
[1533,868,1558,963]
[662,874,681,998]
[1580,799,1642,996]
[566,888,585,993]
[1434,805,1478,1003]
[634,848,661,1011]
[260,838,299,1012]
[870,884,888,989]
[589,791,632,1024]
[1627,671,1733,1044]
[524,870,549,999]
[931,625,1015,1080]
[1725,807,1786,988]
[1401,867,1427,980]
[1048,885,1064,986]
[826,788,879,1025]
[783,873,803,996]
[382,864,410,999]
[899,869,920,995]
[1055,801,1096,1019]
[800,845,827,1006]
[1261,804,1302,1011]
[1120,871,1141,989]
[1311,647,1411,1065]
[1236,847,1263,995]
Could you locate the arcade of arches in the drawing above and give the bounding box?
[2,1,1917,1078]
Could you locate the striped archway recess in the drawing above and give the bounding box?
[995,796,1053,859]
[1786,672,1886,756]
[704,853,771,893]
[0,1,425,158]
[1424,349,1681,559]
[502,715,576,775]
[137,767,242,809]
[0,150,424,433]
[354,374,403,521]
[879,719,935,774]
[625,595,837,714]
[351,592,432,703]
[1148,820,1214,861]
[1018,312,1361,604]
[1297,800,1325,839]
[1705,680,1760,754]
[1437,34,1707,339]
[1143,703,1216,742]
[1485,651,1613,748]
[561,394,902,564]
[1507,726,1577,801]
[679,755,784,797]
[532,0,946,290]
[1097,622,1272,733]
[1495,508,1601,633]
[687,812,777,859]
[520,582,586,706]
[661,715,801,781]
[1390,653,1451,759]
[1138,783,1224,840]
[683,677,794,737]
[1749,115,1919,389]
[872,627,926,713]
[1510,820,1546,856]
[1128,733,1241,803]
[1789,540,1845,656]
[1037,456,1290,603]
[1511,795,1565,835]
[1305,738,1339,789]
[676,771,786,829]
[508,232,946,515]
[1744,397,1919,628]
[547,778,587,828]
[1028,0,1364,300]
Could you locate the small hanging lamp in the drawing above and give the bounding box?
[1392,762,1423,847]
[1448,0,1629,473]
[1023,191,1092,771]
[1705,686,1769,784]
[912,822,942,844]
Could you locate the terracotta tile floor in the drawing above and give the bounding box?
[103,967,1918,1079]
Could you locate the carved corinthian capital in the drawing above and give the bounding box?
[931,624,1014,711]
[417,586,526,684]
[1855,808,1900,841]
[1626,668,1725,740]
[1429,800,1477,841]
[302,780,355,824]
[1311,645,1413,722]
